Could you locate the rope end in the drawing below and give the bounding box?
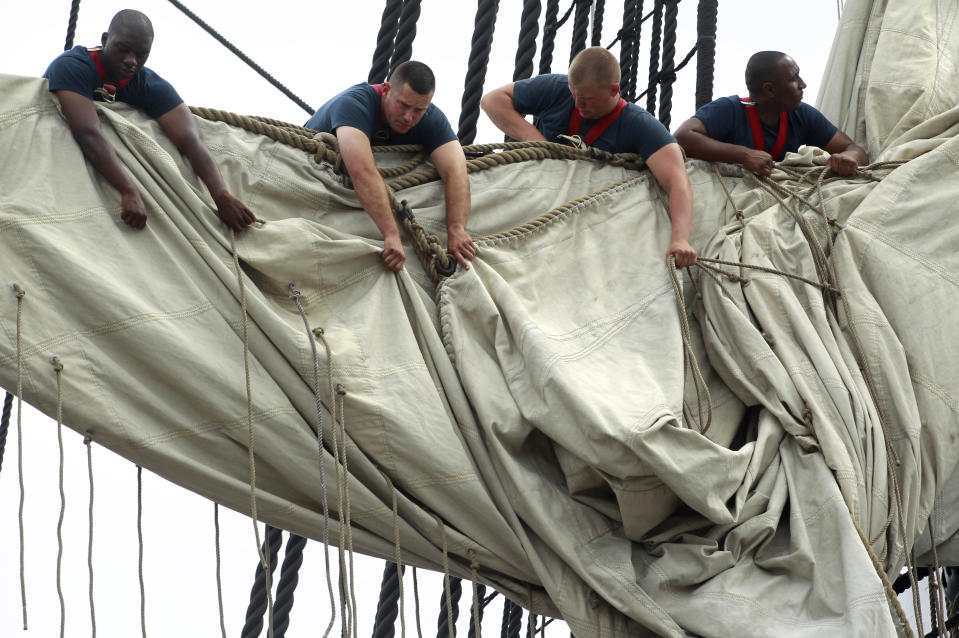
[11,282,25,299]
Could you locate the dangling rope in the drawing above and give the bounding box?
[287,285,337,637]
[667,257,712,434]
[389,0,424,74]
[590,0,605,46]
[467,550,485,638]
[512,0,541,82]
[273,533,308,638]
[694,0,718,109]
[412,566,424,638]
[502,599,522,638]
[645,0,664,115]
[329,381,358,638]
[164,0,313,115]
[436,577,462,638]
[214,504,228,638]
[616,1,644,102]
[457,0,501,144]
[656,0,680,127]
[13,283,28,629]
[372,562,404,638]
[137,466,147,638]
[84,434,97,638]
[52,356,66,638]
[63,0,81,51]
[240,525,283,638]
[0,392,12,475]
[537,0,561,74]
[369,0,405,84]
[568,0,591,63]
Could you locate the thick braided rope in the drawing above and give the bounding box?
[469,549,482,638]
[538,0,562,74]
[137,466,147,638]
[52,357,66,638]
[433,513,456,638]
[13,283,28,629]
[85,435,97,638]
[287,286,338,637]
[383,472,406,638]
[389,0,423,73]
[590,0,605,45]
[569,0,591,63]
[214,504,228,638]
[272,533,308,637]
[0,393,11,480]
[63,0,81,51]
[645,0,665,115]
[368,0,404,84]
[457,0,501,144]
[657,0,679,127]
[694,0,718,109]
[512,0,542,81]
[229,229,275,638]
[617,0,641,101]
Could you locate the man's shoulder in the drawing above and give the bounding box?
[44,45,97,80]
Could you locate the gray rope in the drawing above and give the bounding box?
[436,577,463,638]
[590,0,605,46]
[85,435,97,638]
[389,0,423,74]
[273,533,308,637]
[457,0,501,144]
[512,0,542,82]
[63,0,81,51]
[645,0,664,115]
[52,357,66,638]
[369,0,405,84]
[569,0,591,63]
[657,0,679,127]
[694,0,718,108]
[372,562,404,638]
[241,525,284,638]
[538,0,561,74]
[137,466,147,638]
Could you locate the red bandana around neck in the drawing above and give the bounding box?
[87,47,132,102]
[740,96,788,160]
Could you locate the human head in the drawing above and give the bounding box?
[381,61,436,133]
[100,9,154,80]
[745,51,806,110]
[567,47,621,119]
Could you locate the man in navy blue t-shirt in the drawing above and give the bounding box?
[305,62,474,272]
[481,47,696,267]
[675,51,867,177]
[44,9,255,231]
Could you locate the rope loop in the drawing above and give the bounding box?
[12,282,25,299]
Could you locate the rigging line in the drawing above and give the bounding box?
[538,0,561,74]
[214,504,227,638]
[413,566,424,638]
[0,392,12,477]
[14,283,28,630]
[273,532,308,637]
[52,357,66,638]
[667,258,711,433]
[512,0,542,82]
[230,229,276,638]
[335,384,359,638]
[287,288,337,637]
[457,0,501,144]
[138,466,147,638]
[163,0,314,115]
[389,0,424,74]
[606,5,655,50]
[434,513,456,638]
[368,0,404,84]
[85,434,97,638]
[633,43,698,104]
[63,0,81,51]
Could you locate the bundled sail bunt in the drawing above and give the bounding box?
[1,0,957,635]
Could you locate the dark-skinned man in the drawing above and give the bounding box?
[43,9,255,231]
[675,51,867,177]
[305,61,474,273]
[481,47,697,268]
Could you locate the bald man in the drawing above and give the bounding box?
[43,9,255,231]
[675,51,867,177]
[482,47,696,267]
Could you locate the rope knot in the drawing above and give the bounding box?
[468,548,479,571]
[50,356,63,372]
[312,327,324,337]
[287,282,301,301]
[802,407,813,425]
[335,383,347,396]
[11,282,25,299]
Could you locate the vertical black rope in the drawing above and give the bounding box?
[457,0,501,144]
[512,0,542,81]
[63,0,82,51]
[538,0,561,74]
[368,0,405,84]
[436,577,463,638]
[506,600,523,638]
[240,526,283,638]
[272,533,307,638]
[0,392,12,476]
[372,562,404,638]
[657,0,679,127]
[568,0,591,63]
[618,0,644,101]
[467,584,487,638]
[590,0,606,46]
[389,0,424,75]
[694,0,718,108]
[645,0,665,116]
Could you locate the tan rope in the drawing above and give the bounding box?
[667,257,712,434]
[137,465,147,638]
[85,434,97,638]
[433,513,455,638]
[469,549,481,638]
[695,257,841,295]
[52,356,66,638]
[230,229,275,638]
[412,566,424,638]
[13,283,28,630]
[381,471,406,638]
[336,384,359,638]
[851,517,915,637]
[214,504,227,638]
[931,514,949,637]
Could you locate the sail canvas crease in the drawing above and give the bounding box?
[2,0,959,633]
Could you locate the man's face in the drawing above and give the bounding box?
[100,27,152,80]
[568,81,620,120]
[770,56,806,111]
[381,82,432,134]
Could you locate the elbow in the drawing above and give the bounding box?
[480,92,495,115]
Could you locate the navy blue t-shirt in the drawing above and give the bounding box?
[692,95,838,160]
[511,73,675,160]
[44,45,183,119]
[305,83,456,155]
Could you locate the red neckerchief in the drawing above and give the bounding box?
[569,97,627,147]
[740,96,788,160]
[87,47,132,102]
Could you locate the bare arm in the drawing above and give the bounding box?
[157,104,256,231]
[56,89,148,228]
[823,130,868,176]
[481,83,547,142]
[336,126,405,271]
[646,142,697,267]
[674,116,775,177]
[430,140,475,270]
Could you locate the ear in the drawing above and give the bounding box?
[381,82,391,96]
[101,32,108,47]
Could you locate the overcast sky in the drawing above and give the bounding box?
[0,1,844,636]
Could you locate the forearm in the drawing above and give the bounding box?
[181,138,229,198]
[677,129,750,165]
[74,130,139,196]
[444,172,470,234]
[666,181,694,244]
[482,92,546,142]
[352,173,401,240]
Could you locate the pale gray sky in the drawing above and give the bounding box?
[0,1,844,636]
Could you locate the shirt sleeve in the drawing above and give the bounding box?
[325,88,379,138]
[43,51,98,99]
[417,106,457,154]
[512,74,566,117]
[691,96,738,143]
[130,69,184,119]
[800,104,839,150]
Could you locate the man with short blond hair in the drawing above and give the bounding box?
[306,61,474,272]
[481,47,697,267]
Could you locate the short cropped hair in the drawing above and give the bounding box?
[389,61,436,95]
[568,47,621,87]
[745,51,787,96]
[108,9,154,38]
